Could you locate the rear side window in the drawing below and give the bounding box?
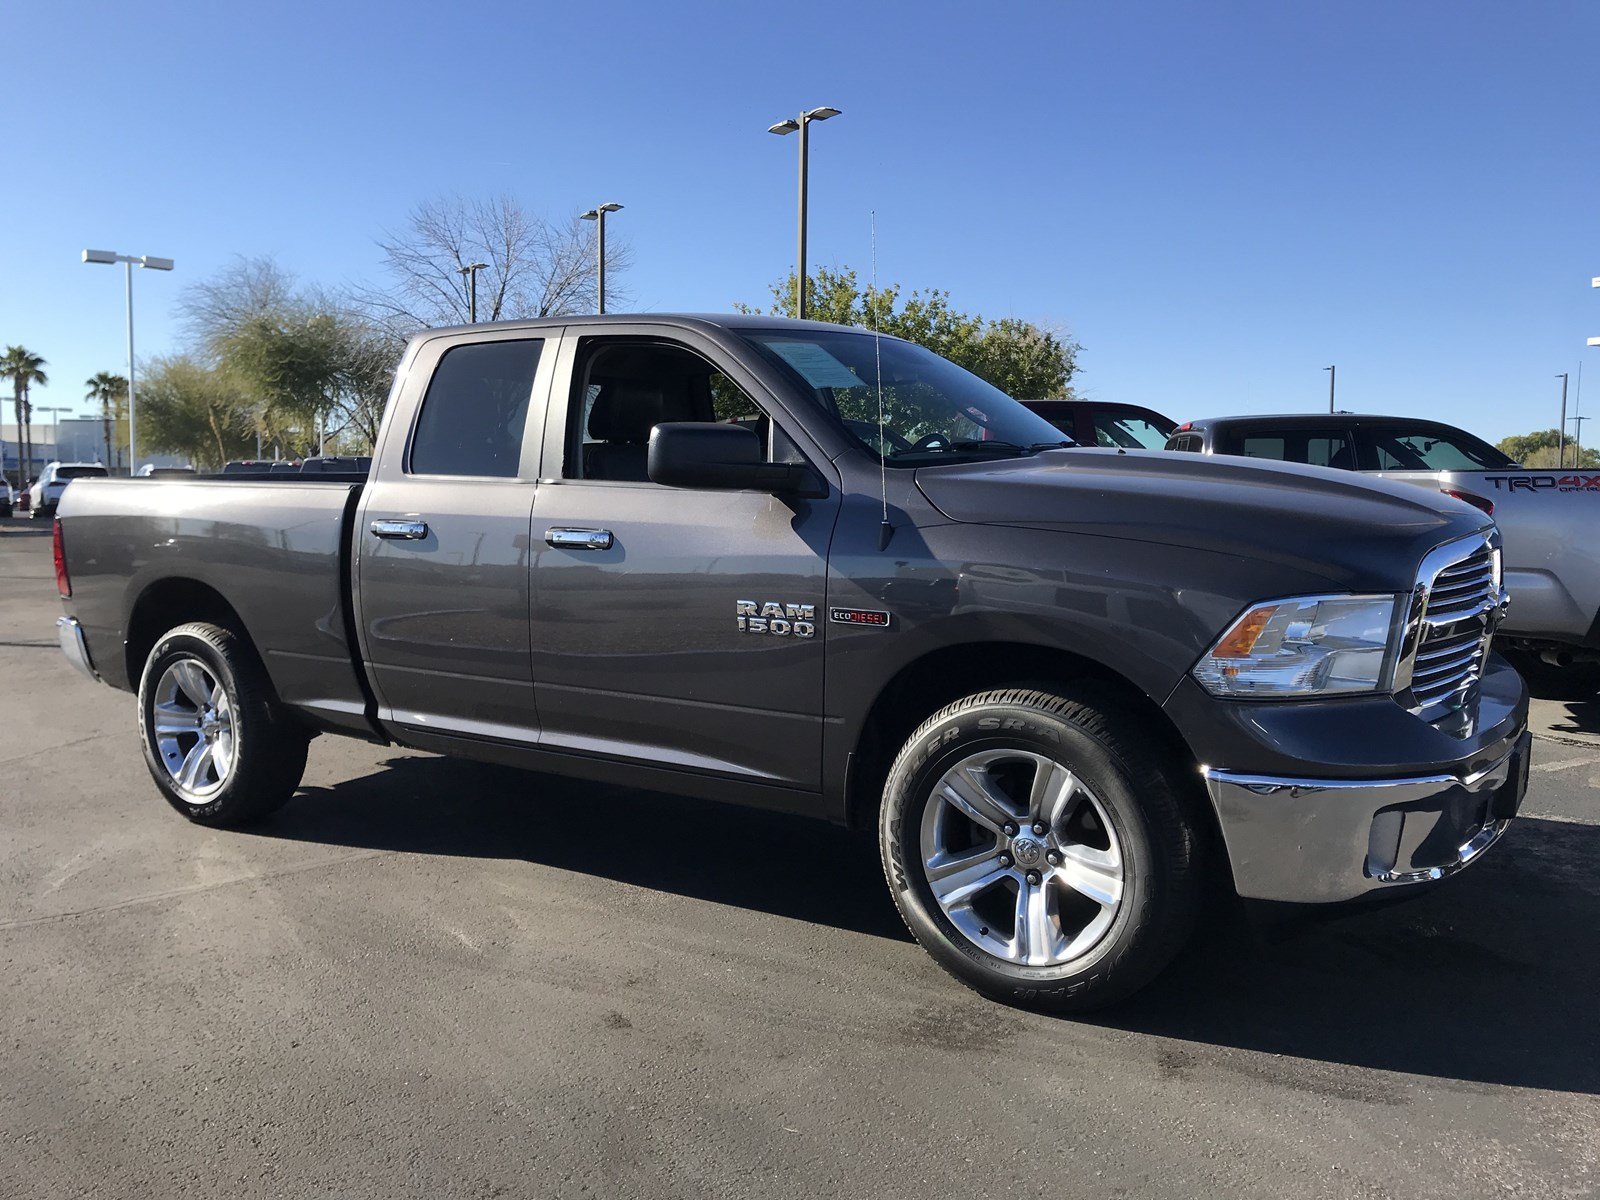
[410,339,543,477]
[1229,428,1354,470]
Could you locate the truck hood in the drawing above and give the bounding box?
[914,448,1489,591]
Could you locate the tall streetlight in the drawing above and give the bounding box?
[457,261,488,323]
[35,406,71,462]
[580,204,623,315]
[1324,364,1337,413]
[768,107,841,320]
[1557,373,1570,467]
[81,249,175,475]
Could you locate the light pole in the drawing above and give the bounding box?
[36,407,71,462]
[580,204,623,315]
[1324,364,1336,413]
[457,261,488,323]
[82,249,175,475]
[1558,373,1570,467]
[768,107,841,320]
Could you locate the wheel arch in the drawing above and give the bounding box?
[124,577,275,701]
[842,640,1203,833]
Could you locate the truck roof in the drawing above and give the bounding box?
[1179,412,1469,430]
[408,312,909,341]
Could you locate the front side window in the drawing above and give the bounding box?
[1230,428,1354,470]
[410,339,543,477]
[1361,427,1514,471]
[742,328,1071,465]
[566,340,771,483]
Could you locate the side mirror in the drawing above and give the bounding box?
[647,423,815,493]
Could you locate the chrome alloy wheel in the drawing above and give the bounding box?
[920,748,1125,967]
[151,658,235,799]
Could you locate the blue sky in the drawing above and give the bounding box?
[3,0,1597,443]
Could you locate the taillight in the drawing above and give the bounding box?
[53,518,71,597]
[1441,486,1494,518]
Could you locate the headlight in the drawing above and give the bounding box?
[1192,594,1403,699]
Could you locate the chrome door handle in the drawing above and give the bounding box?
[545,527,613,551]
[370,519,429,540]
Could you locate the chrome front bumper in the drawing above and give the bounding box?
[1204,730,1530,903]
[56,616,100,684]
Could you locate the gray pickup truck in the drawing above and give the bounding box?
[53,315,1530,1010]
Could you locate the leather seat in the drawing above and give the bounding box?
[583,382,691,481]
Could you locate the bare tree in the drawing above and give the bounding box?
[178,256,299,359]
[361,195,631,334]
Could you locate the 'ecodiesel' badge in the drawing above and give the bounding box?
[736,600,815,638]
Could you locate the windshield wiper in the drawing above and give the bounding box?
[944,438,1073,454]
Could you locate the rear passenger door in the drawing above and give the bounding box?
[527,326,840,792]
[355,329,558,742]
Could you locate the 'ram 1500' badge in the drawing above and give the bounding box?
[736,600,815,638]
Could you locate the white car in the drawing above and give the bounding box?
[0,477,13,518]
[31,462,109,519]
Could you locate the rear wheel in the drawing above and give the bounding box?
[879,686,1204,1012]
[137,622,308,825]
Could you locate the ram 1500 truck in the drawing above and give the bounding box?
[53,315,1530,1011]
[1166,412,1600,698]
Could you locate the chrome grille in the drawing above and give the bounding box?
[1401,535,1502,715]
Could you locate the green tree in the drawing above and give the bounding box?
[0,345,47,485]
[739,268,1080,399]
[138,357,258,470]
[84,371,128,469]
[1497,429,1600,469]
[180,257,398,455]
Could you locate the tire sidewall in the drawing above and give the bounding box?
[138,629,252,821]
[881,697,1167,1006]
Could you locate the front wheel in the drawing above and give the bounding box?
[137,622,308,826]
[879,686,1205,1012]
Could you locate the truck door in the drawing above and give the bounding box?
[355,329,558,742]
[528,329,840,792]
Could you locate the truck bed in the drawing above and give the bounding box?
[56,476,376,737]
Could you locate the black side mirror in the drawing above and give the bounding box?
[647,423,816,493]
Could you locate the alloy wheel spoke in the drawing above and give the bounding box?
[928,852,1011,908]
[1012,879,1060,965]
[940,765,1018,836]
[172,662,213,708]
[153,701,202,734]
[1056,843,1123,907]
[177,740,215,791]
[1027,760,1078,828]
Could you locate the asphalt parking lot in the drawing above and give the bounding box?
[2,516,1596,1199]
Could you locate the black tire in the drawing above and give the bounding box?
[1501,646,1600,702]
[879,685,1205,1012]
[137,622,308,826]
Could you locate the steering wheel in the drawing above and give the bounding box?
[911,431,951,452]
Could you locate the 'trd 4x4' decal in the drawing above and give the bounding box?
[1481,474,1600,493]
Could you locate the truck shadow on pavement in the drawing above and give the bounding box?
[268,754,1598,1095]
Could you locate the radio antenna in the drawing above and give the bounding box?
[871,209,893,551]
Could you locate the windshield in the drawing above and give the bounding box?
[57,466,108,480]
[742,328,1073,464]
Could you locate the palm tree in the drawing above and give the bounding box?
[0,346,47,487]
[85,372,128,468]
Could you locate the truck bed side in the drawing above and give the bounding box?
[1374,467,1600,646]
[56,477,377,738]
